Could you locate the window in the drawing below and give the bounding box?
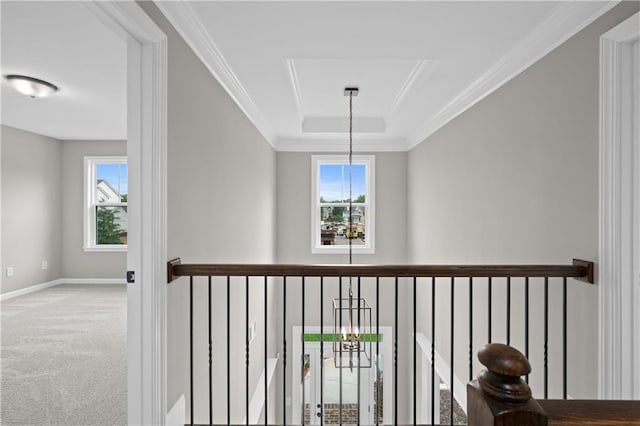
[312,155,374,254]
[84,156,128,251]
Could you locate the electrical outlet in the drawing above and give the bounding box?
[41,261,48,270]
[6,267,14,277]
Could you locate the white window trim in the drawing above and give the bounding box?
[84,156,128,252]
[311,155,375,254]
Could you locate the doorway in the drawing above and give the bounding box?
[293,326,392,425]
[599,11,640,399]
[84,2,168,423]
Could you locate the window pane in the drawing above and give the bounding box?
[96,206,128,245]
[319,206,366,246]
[319,164,365,203]
[96,163,128,203]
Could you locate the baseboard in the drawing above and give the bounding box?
[1,278,126,301]
[166,394,185,426]
[0,279,63,301]
[62,278,127,285]
[416,332,467,414]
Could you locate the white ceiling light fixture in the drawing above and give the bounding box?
[6,74,58,98]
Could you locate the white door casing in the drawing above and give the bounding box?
[84,2,167,424]
[598,11,640,400]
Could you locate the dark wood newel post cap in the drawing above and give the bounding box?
[478,343,531,377]
[477,343,532,403]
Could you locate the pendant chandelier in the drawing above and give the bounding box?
[333,87,372,370]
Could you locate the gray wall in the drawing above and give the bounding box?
[61,140,127,278]
[1,126,127,294]
[276,152,410,421]
[277,152,407,265]
[138,3,278,423]
[407,1,640,400]
[1,125,63,293]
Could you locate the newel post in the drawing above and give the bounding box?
[467,343,547,425]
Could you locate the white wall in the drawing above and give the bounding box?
[1,125,63,293]
[407,1,640,400]
[276,152,410,422]
[61,140,126,279]
[138,3,278,424]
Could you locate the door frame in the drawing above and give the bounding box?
[292,326,392,425]
[84,2,167,424]
[599,11,640,400]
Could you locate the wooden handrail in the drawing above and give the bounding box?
[540,400,640,425]
[167,257,593,284]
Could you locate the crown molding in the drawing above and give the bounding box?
[407,0,619,150]
[275,137,408,152]
[153,1,276,147]
[285,58,305,123]
[386,59,438,120]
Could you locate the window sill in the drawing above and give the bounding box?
[311,246,375,255]
[84,246,128,253]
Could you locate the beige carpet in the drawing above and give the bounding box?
[1,284,126,426]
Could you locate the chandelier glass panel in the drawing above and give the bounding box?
[332,87,373,369]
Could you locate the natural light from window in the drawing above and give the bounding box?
[84,156,128,251]
[312,155,374,254]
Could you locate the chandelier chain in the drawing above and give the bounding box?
[349,91,353,270]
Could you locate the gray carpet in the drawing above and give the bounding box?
[1,284,127,426]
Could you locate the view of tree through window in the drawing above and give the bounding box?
[96,163,128,245]
[318,164,367,247]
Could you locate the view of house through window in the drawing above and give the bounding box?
[312,155,374,253]
[85,157,128,250]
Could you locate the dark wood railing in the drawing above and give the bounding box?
[467,343,640,425]
[167,258,594,426]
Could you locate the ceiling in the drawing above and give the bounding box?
[1,1,616,149]
[1,1,126,140]
[156,0,616,151]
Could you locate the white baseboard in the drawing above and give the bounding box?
[1,278,126,301]
[62,278,127,285]
[416,332,467,414]
[0,279,63,301]
[166,394,185,426]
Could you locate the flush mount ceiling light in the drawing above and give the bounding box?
[6,74,58,98]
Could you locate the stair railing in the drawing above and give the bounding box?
[167,258,593,426]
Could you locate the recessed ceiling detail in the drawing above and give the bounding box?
[289,58,433,118]
[302,117,386,134]
[155,1,616,152]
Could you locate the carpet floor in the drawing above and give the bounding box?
[1,284,126,426]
